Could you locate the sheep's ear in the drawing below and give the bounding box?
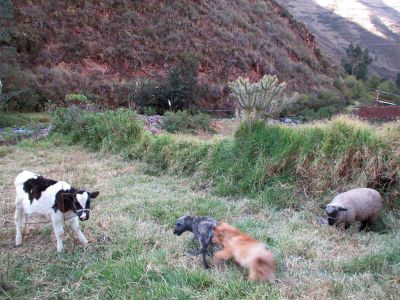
[90,191,100,199]
[338,207,348,211]
[320,205,327,209]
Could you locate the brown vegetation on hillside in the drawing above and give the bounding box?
[3,0,334,109]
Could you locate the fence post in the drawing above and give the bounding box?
[375,90,380,105]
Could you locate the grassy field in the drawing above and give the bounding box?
[0,138,399,299]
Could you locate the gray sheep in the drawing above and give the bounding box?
[322,188,382,231]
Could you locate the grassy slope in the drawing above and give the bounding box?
[7,0,333,106]
[0,139,399,299]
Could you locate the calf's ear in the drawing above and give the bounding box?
[90,191,100,199]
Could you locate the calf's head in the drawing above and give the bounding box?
[321,205,348,226]
[70,191,100,221]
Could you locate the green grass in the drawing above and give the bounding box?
[0,140,399,299]
[50,109,400,211]
[0,112,50,128]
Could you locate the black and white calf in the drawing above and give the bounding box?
[14,170,99,252]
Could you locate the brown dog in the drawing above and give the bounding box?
[212,222,276,282]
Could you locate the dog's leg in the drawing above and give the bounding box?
[249,267,258,281]
[201,248,210,269]
[213,247,231,271]
[214,248,233,260]
[189,249,203,255]
[199,237,211,269]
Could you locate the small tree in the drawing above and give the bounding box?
[228,75,288,121]
[341,43,373,81]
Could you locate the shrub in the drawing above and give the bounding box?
[51,107,144,151]
[368,75,382,90]
[377,80,400,102]
[0,64,45,112]
[0,111,29,127]
[142,106,157,116]
[129,53,200,114]
[162,110,213,133]
[287,91,346,120]
[65,93,89,104]
[51,106,84,135]
[342,75,372,103]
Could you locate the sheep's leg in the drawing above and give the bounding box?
[344,223,350,230]
[67,216,88,247]
[51,212,65,252]
[14,203,25,246]
[359,220,369,231]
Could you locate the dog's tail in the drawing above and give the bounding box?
[253,251,276,282]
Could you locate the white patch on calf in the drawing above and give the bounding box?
[14,170,38,186]
[22,181,72,215]
[76,192,88,209]
[80,212,87,220]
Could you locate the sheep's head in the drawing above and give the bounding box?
[321,205,348,226]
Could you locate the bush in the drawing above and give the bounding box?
[51,107,144,151]
[377,80,400,102]
[0,111,29,127]
[162,110,213,133]
[129,53,200,114]
[65,93,89,104]
[142,106,157,116]
[0,64,45,112]
[342,75,372,103]
[51,106,84,134]
[287,90,346,120]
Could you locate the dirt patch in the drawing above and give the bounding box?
[358,106,400,121]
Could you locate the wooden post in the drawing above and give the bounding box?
[375,90,380,105]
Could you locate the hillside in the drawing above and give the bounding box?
[1,0,334,109]
[279,0,400,79]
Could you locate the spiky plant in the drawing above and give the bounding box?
[229,75,287,121]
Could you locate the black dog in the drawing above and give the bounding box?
[173,215,218,269]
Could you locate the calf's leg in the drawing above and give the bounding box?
[14,203,25,246]
[67,216,88,247]
[51,212,65,252]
